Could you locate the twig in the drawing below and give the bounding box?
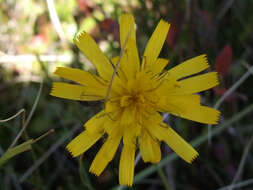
[208,64,253,144]
[9,80,43,149]
[228,135,253,190]
[215,64,253,109]
[217,0,235,20]
[0,109,25,124]
[19,124,80,183]
[134,152,141,166]
[218,178,253,190]
[33,129,55,143]
[46,0,66,43]
[241,62,253,75]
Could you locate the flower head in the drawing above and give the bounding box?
[50,14,220,186]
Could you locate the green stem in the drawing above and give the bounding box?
[78,155,95,190]
[24,131,45,189]
[156,164,171,190]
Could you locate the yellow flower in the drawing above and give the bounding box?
[50,14,220,186]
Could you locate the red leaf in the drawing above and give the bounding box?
[166,12,183,48]
[77,0,94,14]
[213,87,226,96]
[215,45,232,76]
[100,18,116,31]
[213,87,248,103]
[100,18,119,41]
[167,25,176,47]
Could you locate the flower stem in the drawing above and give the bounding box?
[79,155,95,190]
[156,164,171,190]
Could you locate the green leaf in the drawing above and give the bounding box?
[0,139,34,168]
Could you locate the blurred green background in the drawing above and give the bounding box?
[1,0,253,189]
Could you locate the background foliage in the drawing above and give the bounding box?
[1,0,253,189]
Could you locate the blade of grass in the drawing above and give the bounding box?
[156,164,171,190]
[23,130,54,190]
[79,155,95,190]
[0,129,54,168]
[0,109,25,124]
[218,178,253,190]
[228,134,253,190]
[9,80,43,149]
[19,124,80,183]
[0,140,34,168]
[217,0,235,20]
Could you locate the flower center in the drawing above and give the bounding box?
[111,71,159,112]
[120,93,145,108]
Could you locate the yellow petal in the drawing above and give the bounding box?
[148,111,164,124]
[168,54,209,80]
[168,72,219,95]
[149,58,169,75]
[112,14,140,80]
[158,94,201,110]
[120,14,136,48]
[138,129,161,163]
[66,130,103,157]
[121,108,141,145]
[105,100,122,115]
[85,111,108,133]
[103,114,122,135]
[147,123,199,163]
[89,125,122,176]
[159,95,220,124]
[175,104,220,124]
[74,31,113,80]
[54,67,107,87]
[50,82,105,101]
[86,109,121,136]
[119,144,136,186]
[119,14,140,79]
[142,20,170,70]
[155,73,179,96]
[119,108,138,186]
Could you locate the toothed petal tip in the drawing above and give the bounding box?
[188,152,199,164]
